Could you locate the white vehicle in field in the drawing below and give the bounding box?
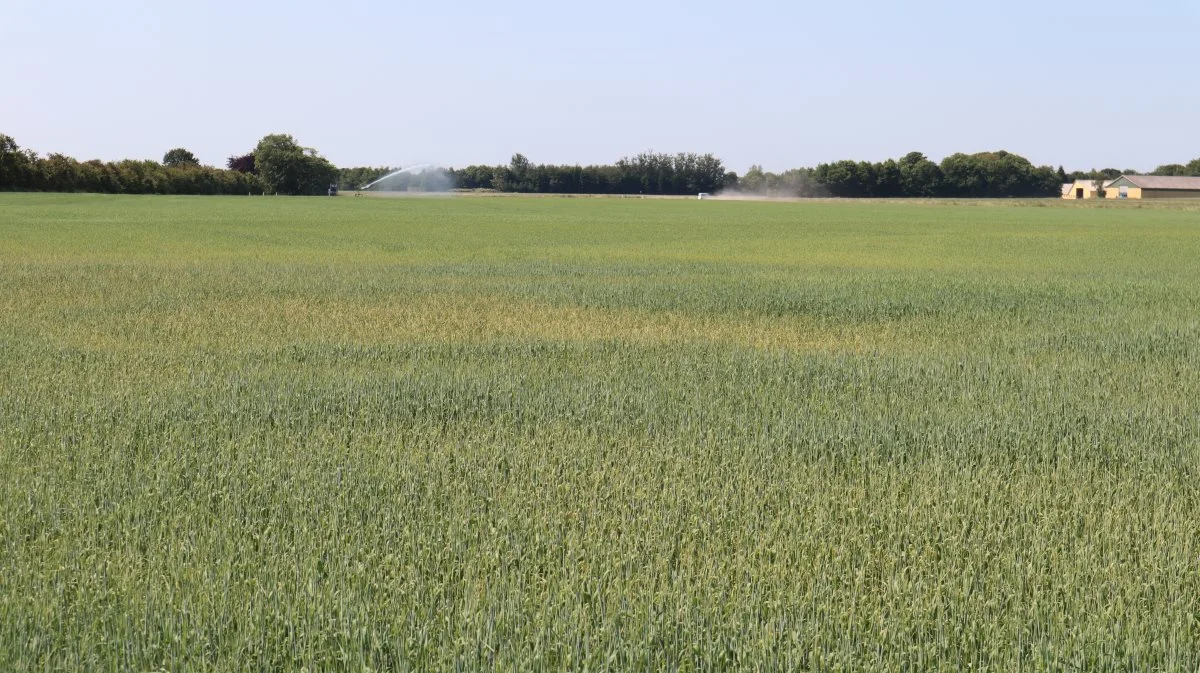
[697,193,710,200]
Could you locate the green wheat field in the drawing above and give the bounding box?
[2,193,1199,672]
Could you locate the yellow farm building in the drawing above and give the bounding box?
[1062,179,1103,199]
[1062,175,1200,199]
[1104,175,1200,199]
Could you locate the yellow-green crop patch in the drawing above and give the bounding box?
[2,193,1199,671]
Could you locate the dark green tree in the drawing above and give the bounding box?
[0,134,36,189]
[162,148,200,168]
[507,153,532,191]
[898,152,943,196]
[813,160,870,197]
[875,159,902,197]
[253,134,338,195]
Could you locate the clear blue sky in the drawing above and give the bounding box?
[3,0,1197,173]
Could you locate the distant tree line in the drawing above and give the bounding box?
[338,166,394,191]
[734,166,827,197]
[0,134,263,195]
[437,150,1137,198]
[6,129,1200,198]
[1065,168,1130,182]
[729,151,1062,198]
[1146,158,1200,177]
[1062,158,1200,182]
[445,152,735,195]
[0,133,340,196]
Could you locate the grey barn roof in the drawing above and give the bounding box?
[1117,175,1200,190]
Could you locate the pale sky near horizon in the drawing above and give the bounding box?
[3,0,1197,174]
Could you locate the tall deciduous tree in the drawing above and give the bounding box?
[253,134,338,195]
